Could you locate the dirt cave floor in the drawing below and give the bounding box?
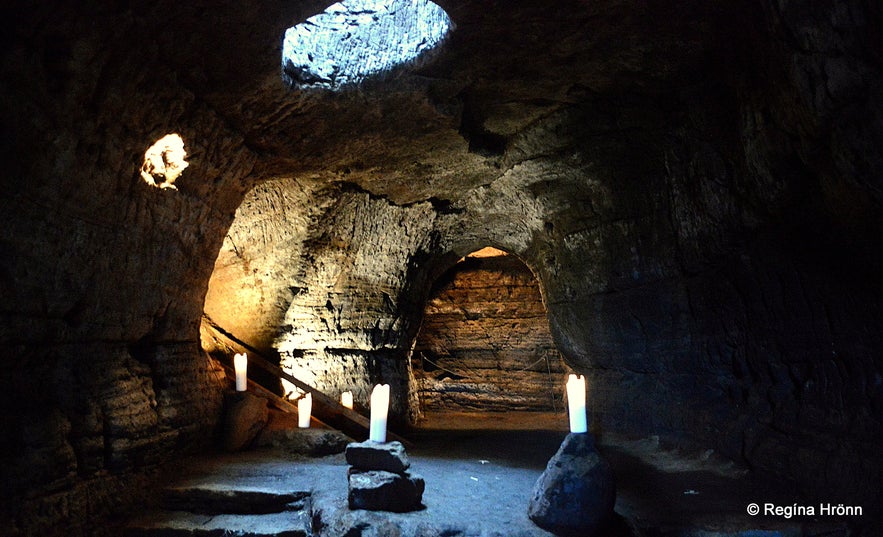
[124,412,859,536]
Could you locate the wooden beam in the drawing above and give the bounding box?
[205,315,411,446]
[220,362,330,429]
[245,355,412,446]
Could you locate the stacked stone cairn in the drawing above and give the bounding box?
[345,440,425,512]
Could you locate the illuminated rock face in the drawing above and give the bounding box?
[412,253,572,413]
[269,189,440,419]
[2,0,882,534]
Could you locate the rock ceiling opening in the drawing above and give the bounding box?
[282,0,453,90]
[174,0,730,204]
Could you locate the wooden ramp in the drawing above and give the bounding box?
[203,315,410,446]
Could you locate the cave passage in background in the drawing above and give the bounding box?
[412,247,572,415]
[282,0,453,90]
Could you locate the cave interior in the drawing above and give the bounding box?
[1,0,881,535]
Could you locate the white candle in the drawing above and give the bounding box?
[341,391,354,409]
[234,353,248,392]
[369,384,390,443]
[566,374,588,433]
[298,393,312,428]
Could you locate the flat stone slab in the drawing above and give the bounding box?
[256,425,351,457]
[222,392,269,452]
[348,469,424,513]
[126,510,310,537]
[163,484,309,514]
[345,440,410,473]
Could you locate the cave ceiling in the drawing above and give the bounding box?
[141,0,734,204]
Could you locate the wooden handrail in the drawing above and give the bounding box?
[219,362,329,428]
[203,315,411,446]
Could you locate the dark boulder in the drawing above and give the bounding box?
[528,433,615,537]
[221,392,269,452]
[348,469,425,513]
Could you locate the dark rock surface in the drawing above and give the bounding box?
[345,440,411,474]
[344,440,422,513]
[256,422,351,457]
[1,0,881,534]
[128,511,310,537]
[163,486,309,515]
[124,430,850,537]
[130,485,311,536]
[347,469,425,513]
[222,392,270,452]
[128,452,314,536]
[528,433,615,537]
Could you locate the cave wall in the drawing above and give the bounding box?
[207,77,882,514]
[206,179,445,420]
[412,252,571,413]
[272,188,442,420]
[203,177,324,357]
[0,3,264,535]
[1,0,881,533]
[527,0,883,509]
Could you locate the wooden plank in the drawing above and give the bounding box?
[205,316,411,446]
[244,356,412,446]
[220,363,330,429]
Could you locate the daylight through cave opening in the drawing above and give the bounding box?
[411,247,573,422]
[282,0,453,90]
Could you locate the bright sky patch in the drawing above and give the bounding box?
[282,0,452,90]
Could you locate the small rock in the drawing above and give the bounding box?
[528,432,615,537]
[221,392,269,452]
[348,469,425,512]
[255,411,351,456]
[345,440,411,473]
[258,427,351,456]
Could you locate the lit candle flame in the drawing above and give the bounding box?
[566,374,587,433]
[369,384,390,443]
[298,393,312,428]
[233,353,248,392]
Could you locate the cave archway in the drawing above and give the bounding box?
[410,246,572,426]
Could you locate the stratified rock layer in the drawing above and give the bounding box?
[413,253,571,412]
[1,0,881,534]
